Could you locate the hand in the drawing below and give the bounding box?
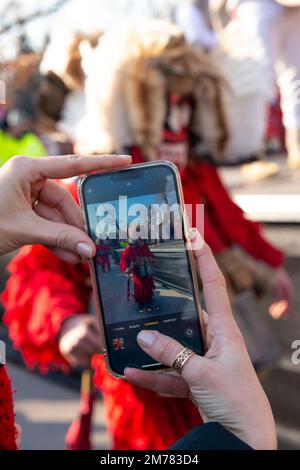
[58,314,103,367]
[269,267,294,319]
[125,230,277,450]
[0,154,131,262]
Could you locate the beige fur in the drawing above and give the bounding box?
[78,21,228,160]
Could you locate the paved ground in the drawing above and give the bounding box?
[8,364,111,450]
[220,155,300,223]
[98,260,194,323]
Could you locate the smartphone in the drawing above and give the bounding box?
[79,161,205,377]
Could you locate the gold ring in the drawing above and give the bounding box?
[172,347,195,375]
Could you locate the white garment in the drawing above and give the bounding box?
[174,1,217,49]
[235,0,300,130]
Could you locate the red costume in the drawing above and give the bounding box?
[96,243,111,273]
[0,366,17,450]
[120,244,155,307]
[2,238,200,450]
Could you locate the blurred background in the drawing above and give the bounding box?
[0,0,300,450]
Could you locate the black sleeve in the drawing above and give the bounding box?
[170,422,253,450]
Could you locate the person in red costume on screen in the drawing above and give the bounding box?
[0,153,131,450]
[95,239,111,273]
[120,238,155,312]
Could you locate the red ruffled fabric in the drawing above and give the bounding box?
[2,245,202,450]
[92,355,201,450]
[0,366,17,450]
[181,163,283,268]
[2,245,90,373]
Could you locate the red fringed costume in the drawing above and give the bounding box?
[0,366,17,450]
[120,244,155,307]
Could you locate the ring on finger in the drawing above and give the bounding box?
[172,347,195,375]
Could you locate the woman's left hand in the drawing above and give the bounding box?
[0,154,131,262]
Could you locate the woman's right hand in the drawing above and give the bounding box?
[58,314,103,367]
[126,230,277,450]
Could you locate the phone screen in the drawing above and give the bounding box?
[81,163,204,375]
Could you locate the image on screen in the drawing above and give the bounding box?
[84,165,203,373]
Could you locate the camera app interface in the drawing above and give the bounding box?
[84,165,203,374]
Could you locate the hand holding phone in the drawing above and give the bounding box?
[79,162,205,377]
[125,237,277,450]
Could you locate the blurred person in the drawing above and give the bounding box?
[225,0,300,168]
[95,239,112,273]
[174,0,217,50]
[0,107,46,167]
[126,232,277,450]
[175,1,282,175]
[2,22,293,451]
[0,153,132,450]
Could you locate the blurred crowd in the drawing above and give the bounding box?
[0,0,299,450]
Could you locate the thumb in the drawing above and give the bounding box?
[31,216,96,259]
[137,330,203,380]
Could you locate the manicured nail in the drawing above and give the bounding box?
[76,242,93,258]
[189,228,199,242]
[189,228,204,250]
[137,330,157,347]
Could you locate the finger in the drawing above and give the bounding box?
[68,354,91,368]
[189,229,234,331]
[136,330,202,374]
[89,317,101,335]
[49,247,81,264]
[125,368,189,397]
[202,309,208,326]
[35,202,84,262]
[201,309,211,347]
[29,213,95,258]
[33,154,132,180]
[38,180,84,229]
[269,300,288,319]
[85,329,102,352]
[34,186,91,262]
[34,200,65,224]
[72,336,99,357]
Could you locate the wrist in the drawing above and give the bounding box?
[237,416,277,450]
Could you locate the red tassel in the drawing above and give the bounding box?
[0,366,17,450]
[65,369,96,450]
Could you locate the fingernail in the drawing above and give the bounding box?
[137,330,157,347]
[189,228,198,242]
[76,242,93,258]
[119,155,132,160]
[189,228,204,250]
